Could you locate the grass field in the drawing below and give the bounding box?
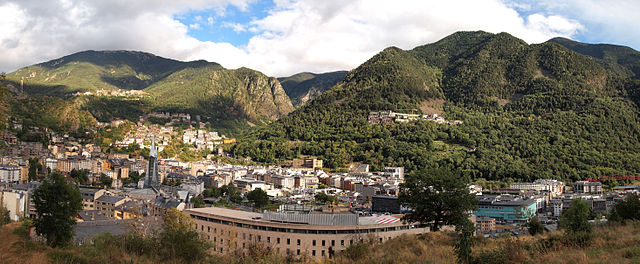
[2,220,640,263]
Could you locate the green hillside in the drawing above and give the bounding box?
[278,71,347,107]
[0,74,10,130]
[146,66,294,121]
[6,50,218,95]
[5,50,294,131]
[233,31,640,181]
[549,37,640,79]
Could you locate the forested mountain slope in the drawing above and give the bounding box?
[549,37,640,79]
[278,71,347,107]
[233,31,640,182]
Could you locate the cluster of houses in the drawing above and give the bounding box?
[182,129,235,151]
[368,111,463,125]
[74,89,148,97]
[114,122,177,152]
[113,120,235,154]
[145,112,192,123]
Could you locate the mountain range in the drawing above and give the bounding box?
[278,71,347,107]
[4,50,296,130]
[232,31,640,181]
[4,31,640,182]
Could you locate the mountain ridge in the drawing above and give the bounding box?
[5,50,294,130]
[232,31,640,182]
[278,71,348,107]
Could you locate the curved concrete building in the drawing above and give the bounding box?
[187,207,431,259]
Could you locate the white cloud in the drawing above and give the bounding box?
[223,22,248,32]
[517,0,640,47]
[240,0,586,75]
[0,0,635,77]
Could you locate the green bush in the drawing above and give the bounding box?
[48,249,89,264]
[527,216,545,236]
[343,242,370,261]
[122,232,157,257]
[12,218,32,239]
[623,247,640,259]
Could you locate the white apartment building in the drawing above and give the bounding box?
[510,179,565,196]
[0,164,21,183]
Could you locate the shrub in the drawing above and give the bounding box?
[122,232,157,257]
[609,194,640,222]
[13,218,33,239]
[343,241,370,261]
[559,199,592,234]
[623,247,640,259]
[48,249,89,264]
[527,216,545,236]
[158,227,211,262]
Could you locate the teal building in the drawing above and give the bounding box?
[473,195,537,222]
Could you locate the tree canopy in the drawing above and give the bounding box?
[609,193,640,222]
[559,199,592,234]
[399,167,477,231]
[32,173,83,247]
[247,188,269,208]
[315,192,338,205]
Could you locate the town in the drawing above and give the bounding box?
[1,118,639,260]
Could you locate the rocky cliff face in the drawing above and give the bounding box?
[146,66,294,123]
[224,68,294,121]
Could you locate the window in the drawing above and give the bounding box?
[277,238,280,244]
[297,239,301,245]
[267,237,271,243]
[207,226,210,232]
[243,233,246,239]
[350,240,353,245]
[243,243,245,248]
[258,235,261,242]
[341,240,344,246]
[287,238,290,245]
[331,240,335,246]
[380,237,383,242]
[322,250,325,256]
[313,240,316,246]
[322,240,325,246]
[312,250,316,256]
[214,237,217,242]
[297,249,300,255]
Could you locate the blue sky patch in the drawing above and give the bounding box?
[175,1,275,46]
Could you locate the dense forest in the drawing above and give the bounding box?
[232,31,640,182]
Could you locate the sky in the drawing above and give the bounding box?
[0,0,639,77]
